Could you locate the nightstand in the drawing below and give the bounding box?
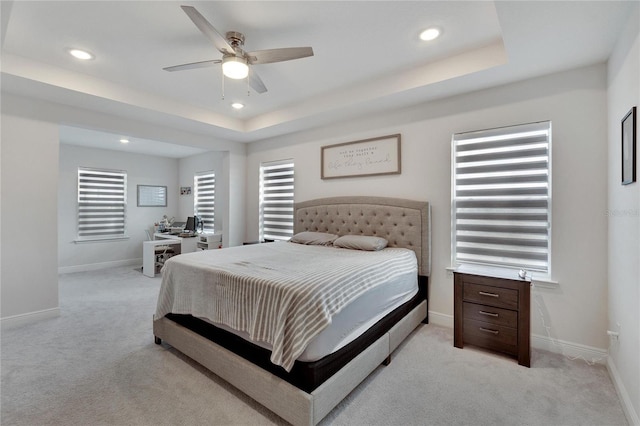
[453,270,531,367]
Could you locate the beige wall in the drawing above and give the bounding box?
[247,63,610,357]
[1,114,59,319]
[607,3,640,423]
[58,144,180,271]
[0,93,247,321]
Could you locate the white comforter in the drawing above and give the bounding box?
[155,242,417,371]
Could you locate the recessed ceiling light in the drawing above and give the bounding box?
[120,138,130,144]
[419,27,441,41]
[231,103,244,110]
[68,48,94,60]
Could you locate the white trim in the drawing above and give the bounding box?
[428,310,454,328]
[74,236,130,243]
[447,264,558,287]
[58,258,142,274]
[1,307,60,329]
[530,333,608,364]
[530,277,559,288]
[428,311,608,364]
[607,357,640,425]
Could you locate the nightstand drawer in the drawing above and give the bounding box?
[463,302,517,328]
[463,282,518,310]
[463,319,517,356]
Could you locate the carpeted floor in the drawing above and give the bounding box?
[1,266,629,425]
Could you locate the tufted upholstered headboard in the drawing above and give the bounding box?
[294,196,431,277]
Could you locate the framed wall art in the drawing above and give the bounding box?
[137,185,167,207]
[321,134,401,179]
[622,106,636,185]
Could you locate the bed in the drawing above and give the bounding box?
[153,196,431,425]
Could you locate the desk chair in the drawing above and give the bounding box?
[145,230,176,273]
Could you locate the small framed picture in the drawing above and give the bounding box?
[180,186,192,195]
[622,106,636,185]
[137,185,167,207]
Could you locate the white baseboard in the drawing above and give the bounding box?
[430,310,632,421]
[1,307,60,329]
[530,333,608,364]
[58,258,142,274]
[607,357,640,425]
[428,310,453,328]
[428,310,608,364]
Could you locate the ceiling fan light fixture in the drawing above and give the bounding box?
[222,56,249,79]
[231,103,244,109]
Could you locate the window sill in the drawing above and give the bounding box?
[75,236,130,243]
[447,265,559,288]
[530,276,559,289]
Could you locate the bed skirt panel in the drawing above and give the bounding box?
[389,299,428,352]
[153,300,426,425]
[311,333,389,423]
[153,316,314,425]
[163,275,427,393]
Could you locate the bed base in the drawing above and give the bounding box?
[153,300,426,426]
[161,275,428,393]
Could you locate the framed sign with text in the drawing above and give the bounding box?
[321,134,401,179]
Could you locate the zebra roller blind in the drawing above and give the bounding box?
[452,121,551,273]
[194,171,215,233]
[77,167,127,240]
[259,160,294,241]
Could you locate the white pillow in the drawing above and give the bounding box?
[289,231,338,246]
[333,235,388,251]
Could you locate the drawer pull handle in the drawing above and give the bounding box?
[478,291,499,298]
[479,327,499,335]
[479,310,498,317]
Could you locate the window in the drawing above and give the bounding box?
[194,171,215,233]
[77,167,127,240]
[452,121,551,274]
[259,160,295,241]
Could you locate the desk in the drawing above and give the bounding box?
[154,232,199,253]
[143,239,181,278]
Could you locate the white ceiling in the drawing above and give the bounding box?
[1,1,635,158]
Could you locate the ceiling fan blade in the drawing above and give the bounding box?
[163,59,221,72]
[180,5,235,54]
[249,68,267,94]
[247,47,314,65]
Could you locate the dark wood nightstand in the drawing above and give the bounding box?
[453,270,531,367]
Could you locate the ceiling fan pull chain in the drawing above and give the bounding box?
[221,67,225,100]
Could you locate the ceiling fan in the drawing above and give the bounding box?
[163,5,314,94]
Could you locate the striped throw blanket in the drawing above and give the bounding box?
[155,242,417,371]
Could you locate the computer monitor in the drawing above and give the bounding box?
[185,216,196,233]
